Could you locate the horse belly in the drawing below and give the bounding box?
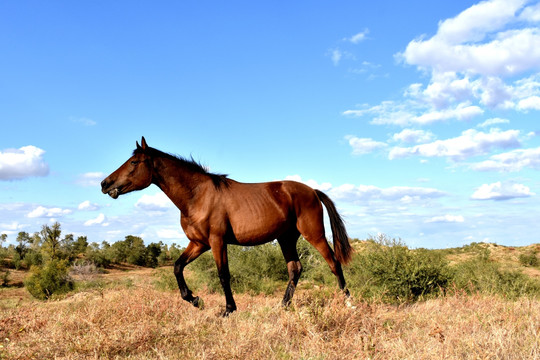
[229,205,291,245]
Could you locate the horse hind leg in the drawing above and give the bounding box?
[303,233,349,296]
[278,231,302,306]
[296,206,350,295]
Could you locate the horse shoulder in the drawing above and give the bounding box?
[179,182,229,243]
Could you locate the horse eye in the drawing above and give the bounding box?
[131,161,139,165]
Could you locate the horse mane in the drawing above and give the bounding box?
[133,146,230,189]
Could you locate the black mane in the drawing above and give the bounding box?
[134,146,230,188]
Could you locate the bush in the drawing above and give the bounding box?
[519,251,539,268]
[22,249,43,268]
[190,242,289,295]
[85,243,111,268]
[153,268,178,291]
[158,244,184,266]
[452,253,540,298]
[347,235,451,303]
[1,270,10,287]
[24,259,74,300]
[145,242,162,268]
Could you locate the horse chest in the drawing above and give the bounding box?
[180,212,228,243]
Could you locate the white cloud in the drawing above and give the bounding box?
[420,72,476,108]
[77,172,105,187]
[84,213,106,226]
[285,175,332,191]
[426,214,465,223]
[71,117,97,126]
[520,2,540,22]
[517,95,540,110]
[392,129,435,144]
[27,206,72,218]
[330,184,445,202]
[344,100,483,126]
[283,176,445,204]
[78,200,100,211]
[478,117,510,128]
[414,103,484,125]
[472,146,540,171]
[389,128,521,161]
[471,181,534,200]
[345,135,387,155]
[387,0,540,113]
[348,29,369,44]
[0,145,49,180]
[343,101,415,126]
[0,221,23,232]
[156,228,186,240]
[135,191,174,212]
[401,0,540,77]
[330,49,342,66]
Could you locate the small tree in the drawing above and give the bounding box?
[13,232,32,269]
[0,234,7,247]
[24,259,74,300]
[0,234,7,267]
[41,222,62,260]
[145,242,162,268]
[16,232,31,257]
[74,236,89,255]
[62,233,75,259]
[85,242,111,268]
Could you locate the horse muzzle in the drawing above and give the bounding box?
[107,188,120,199]
[101,179,121,199]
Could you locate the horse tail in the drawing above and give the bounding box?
[315,189,353,265]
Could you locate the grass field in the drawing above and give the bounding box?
[1,242,539,359]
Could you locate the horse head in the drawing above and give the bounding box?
[101,137,154,199]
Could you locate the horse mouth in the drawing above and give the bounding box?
[107,187,121,199]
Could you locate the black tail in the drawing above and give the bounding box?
[315,190,353,265]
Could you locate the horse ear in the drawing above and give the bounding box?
[141,136,148,150]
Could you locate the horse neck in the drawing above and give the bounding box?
[151,156,208,213]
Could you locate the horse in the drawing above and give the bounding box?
[101,137,353,316]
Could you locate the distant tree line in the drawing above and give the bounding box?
[2,225,539,302]
[0,222,184,272]
[0,222,185,299]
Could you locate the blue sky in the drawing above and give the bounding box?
[1,0,539,248]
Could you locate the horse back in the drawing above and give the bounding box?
[223,180,322,244]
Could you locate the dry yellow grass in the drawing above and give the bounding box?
[1,275,539,360]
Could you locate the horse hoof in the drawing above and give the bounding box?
[191,296,200,307]
[221,307,236,317]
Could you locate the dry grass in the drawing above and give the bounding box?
[0,273,539,360]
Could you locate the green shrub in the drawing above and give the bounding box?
[24,259,74,300]
[1,270,10,287]
[347,235,451,303]
[22,249,43,268]
[519,251,539,268]
[297,239,335,285]
[189,242,289,295]
[228,244,288,294]
[451,253,540,298]
[153,268,178,291]
[85,243,111,268]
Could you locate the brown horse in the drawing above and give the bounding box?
[101,137,353,316]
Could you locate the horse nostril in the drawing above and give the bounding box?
[101,179,110,191]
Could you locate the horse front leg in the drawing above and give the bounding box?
[174,241,209,307]
[210,239,237,316]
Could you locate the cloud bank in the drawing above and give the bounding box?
[0,146,49,180]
